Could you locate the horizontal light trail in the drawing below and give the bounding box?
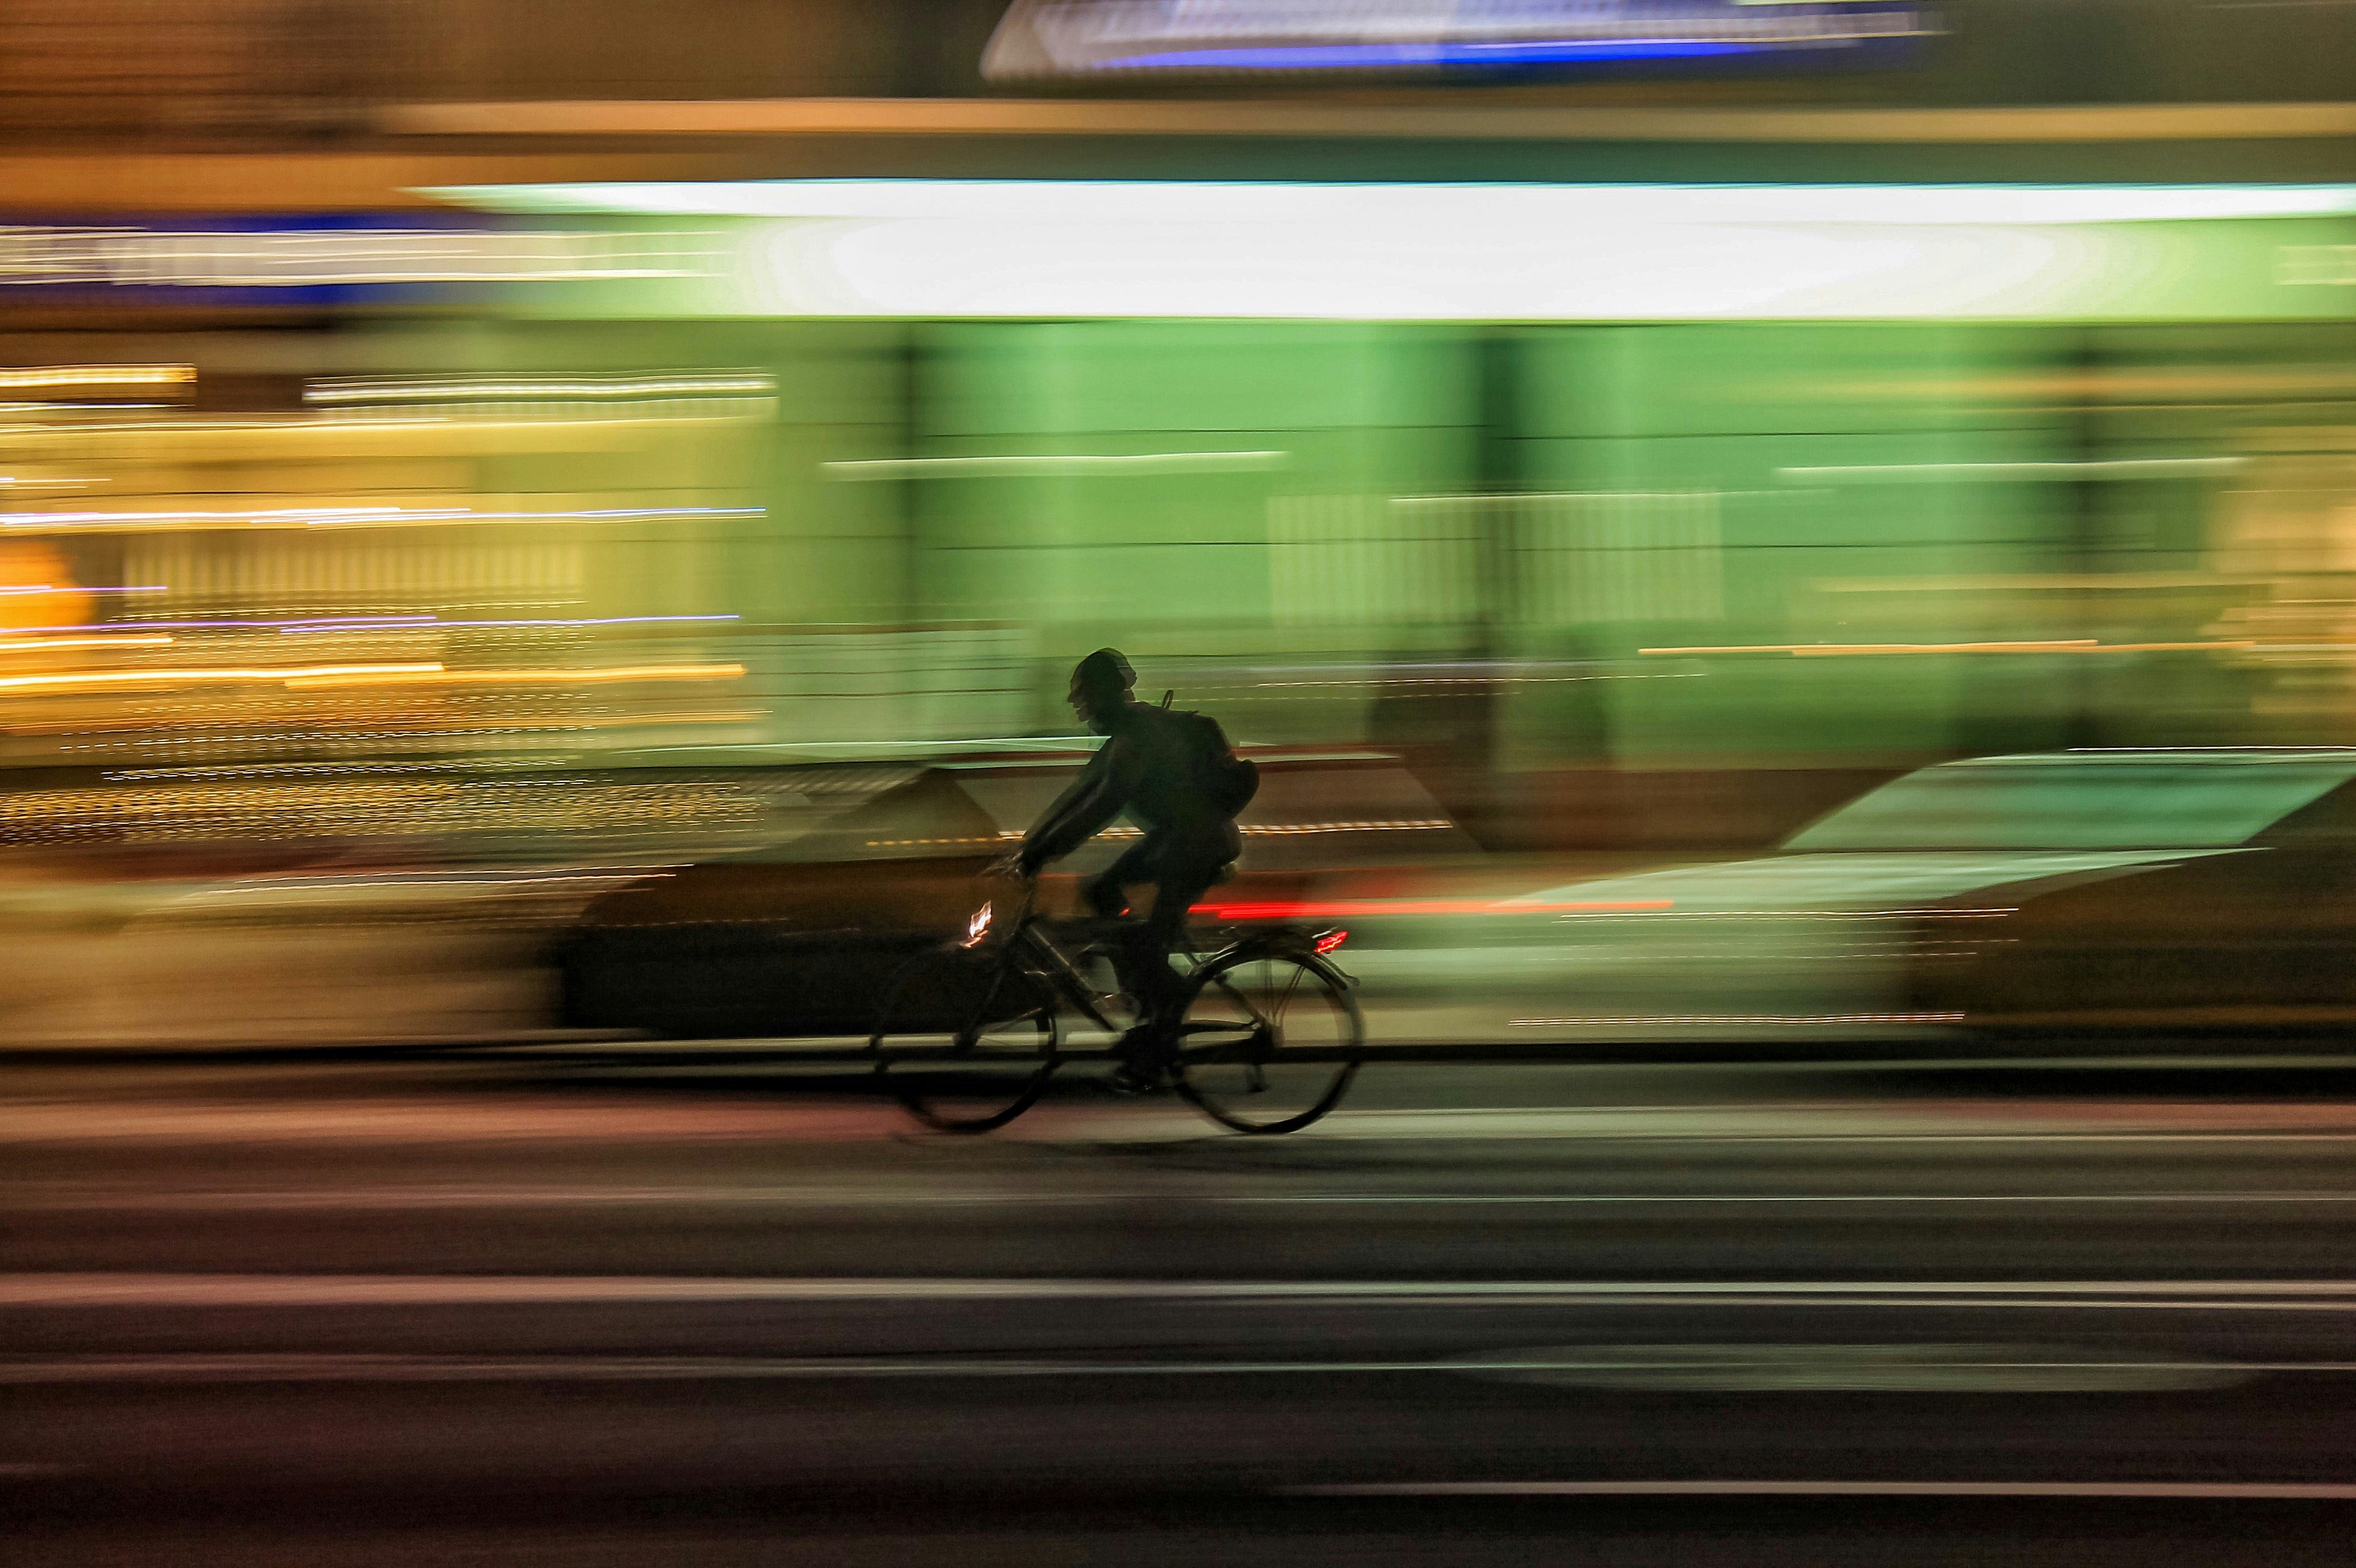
[824,451,1287,479]
[1638,640,2252,657]
[12,1276,2356,1309]
[306,374,775,403]
[1196,898,1676,918]
[0,504,759,534]
[0,584,164,595]
[21,1187,2356,1213]
[280,662,744,690]
[1780,457,2250,482]
[1290,1481,2356,1499]
[0,1353,2343,1386]
[1508,1013,1966,1028]
[0,364,190,389]
[0,661,442,693]
[420,179,2356,323]
[276,614,738,632]
[388,97,2356,146]
[16,1097,2356,1146]
[0,634,173,652]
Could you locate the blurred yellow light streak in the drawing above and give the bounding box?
[0,664,441,694]
[1815,573,2266,592]
[0,365,192,391]
[1642,640,2258,656]
[1779,458,2247,483]
[0,635,172,652]
[281,664,745,690]
[0,503,757,535]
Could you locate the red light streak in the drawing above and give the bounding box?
[1194,898,1674,919]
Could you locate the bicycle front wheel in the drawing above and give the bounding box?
[1174,949,1363,1134]
[871,947,1061,1133]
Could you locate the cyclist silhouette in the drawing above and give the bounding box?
[1002,649,1249,1091]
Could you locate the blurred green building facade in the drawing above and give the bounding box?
[435,304,2349,781]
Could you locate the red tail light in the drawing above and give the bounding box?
[1314,929,1348,955]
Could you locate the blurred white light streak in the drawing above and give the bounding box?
[826,451,1288,478]
[429,181,2356,320]
[1780,458,2249,481]
[436,181,2356,227]
[306,373,775,404]
[0,635,171,652]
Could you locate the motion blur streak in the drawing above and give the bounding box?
[8,1,2356,1562]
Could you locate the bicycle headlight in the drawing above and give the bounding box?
[962,901,994,949]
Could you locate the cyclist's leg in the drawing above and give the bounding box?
[1083,841,1172,1072]
[1133,850,1235,1041]
[1083,839,1158,920]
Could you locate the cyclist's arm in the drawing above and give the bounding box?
[1017,739,1137,874]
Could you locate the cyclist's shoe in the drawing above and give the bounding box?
[1106,1026,1174,1095]
[1101,1061,1168,1096]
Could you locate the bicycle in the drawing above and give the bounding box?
[869,875,1364,1135]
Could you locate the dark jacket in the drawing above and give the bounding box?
[1019,702,1244,873]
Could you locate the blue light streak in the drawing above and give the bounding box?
[1102,39,1766,71]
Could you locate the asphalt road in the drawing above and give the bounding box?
[12,1048,2356,1565]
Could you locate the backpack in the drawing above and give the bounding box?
[1169,701,1259,816]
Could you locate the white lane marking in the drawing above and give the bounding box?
[1253,1192,2356,1204]
[0,1353,2343,1385]
[1288,1481,2356,1499]
[18,1102,2356,1146]
[13,1275,2356,1308]
[25,1187,2356,1211]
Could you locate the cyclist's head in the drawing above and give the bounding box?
[1068,648,1135,733]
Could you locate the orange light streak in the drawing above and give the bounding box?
[0,634,173,652]
[282,663,747,690]
[0,663,443,694]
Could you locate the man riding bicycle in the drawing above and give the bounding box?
[996,648,1255,1093]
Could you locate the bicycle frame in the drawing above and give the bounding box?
[965,878,1352,1054]
[965,883,1125,1037]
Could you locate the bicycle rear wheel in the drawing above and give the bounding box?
[1174,949,1363,1134]
[871,947,1061,1133]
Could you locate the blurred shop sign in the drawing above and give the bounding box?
[0,218,711,305]
[983,0,1939,80]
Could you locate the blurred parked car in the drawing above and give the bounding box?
[556,751,1473,1039]
[1350,749,2356,1042]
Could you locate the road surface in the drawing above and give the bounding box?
[10,1047,2356,1563]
